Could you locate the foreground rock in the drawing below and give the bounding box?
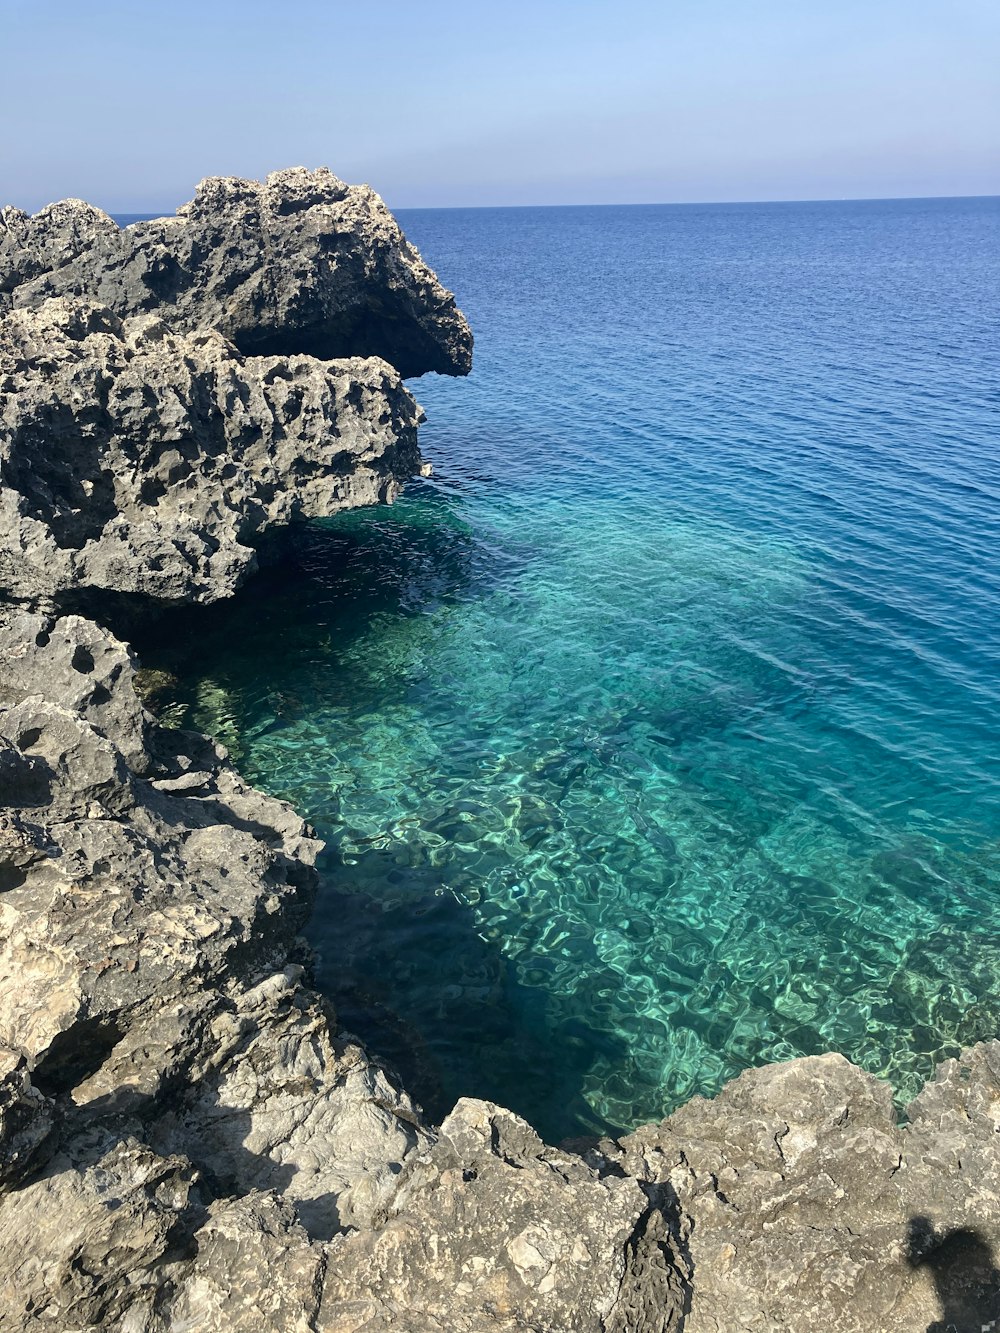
[609,1048,1000,1332]
[0,298,424,609]
[2,169,998,1332]
[0,608,433,1324]
[0,166,472,378]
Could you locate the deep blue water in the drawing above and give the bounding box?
[148,198,1000,1142]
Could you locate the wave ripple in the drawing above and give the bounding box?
[149,197,1000,1141]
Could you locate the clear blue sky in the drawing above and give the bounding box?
[3,0,997,212]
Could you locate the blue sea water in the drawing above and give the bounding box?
[148,197,1000,1142]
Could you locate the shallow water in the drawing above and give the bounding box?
[147,197,1000,1142]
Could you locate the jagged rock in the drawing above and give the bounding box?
[153,1192,325,1333]
[0,298,425,608]
[0,1115,328,1332]
[0,611,428,1262]
[317,1099,678,1333]
[0,609,313,1064]
[0,166,473,378]
[0,1130,202,1328]
[140,968,431,1238]
[611,1049,1000,1332]
[0,607,149,772]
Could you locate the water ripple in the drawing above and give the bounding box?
[146,197,1000,1142]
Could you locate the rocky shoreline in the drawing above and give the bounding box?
[1,168,998,1332]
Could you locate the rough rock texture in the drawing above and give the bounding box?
[610,1048,1000,1332]
[2,168,998,1332]
[319,1098,685,1332]
[0,166,472,378]
[0,609,432,1328]
[0,298,423,608]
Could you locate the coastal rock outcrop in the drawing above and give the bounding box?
[609,1048,1000,1331]
[0,298,423,608]
[0,608,433,1325]
[2,168,997,1333]
[0,166,473,378]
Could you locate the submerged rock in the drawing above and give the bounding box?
[0,166,473,378]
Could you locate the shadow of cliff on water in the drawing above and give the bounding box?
[308,844,627,1142]
[133,492,626,1142]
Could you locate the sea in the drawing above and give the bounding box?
[141,197,1000,1142]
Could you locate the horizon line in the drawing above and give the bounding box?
[104,190,1000,219]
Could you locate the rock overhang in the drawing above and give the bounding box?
[0,166,473,380]
[0,166,475,613]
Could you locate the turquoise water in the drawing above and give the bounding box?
[146,198,1000,1141]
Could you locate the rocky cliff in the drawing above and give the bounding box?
[0,300,423,610]
[0,167,472,377]
[0,169,997,1333]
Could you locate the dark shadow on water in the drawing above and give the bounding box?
[907,1216,1000,1333]
[135,485,529,676]
[309,846,629,1143]
[133,499,625,1141]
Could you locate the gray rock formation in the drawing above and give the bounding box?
[0,608,432,1326]
[1,168,997,1333]
[0,167,473,378]
[0,298,423,608]
[607,1046,1000,1332]
[319,1098,684,1332]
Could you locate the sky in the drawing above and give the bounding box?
[2,0,997,212]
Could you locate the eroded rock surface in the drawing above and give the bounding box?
[610,1049,1000,1332]
[0,299,423,608]
[319,1098,685,1332]
[0,610,431,1329]
[0,166,473,377]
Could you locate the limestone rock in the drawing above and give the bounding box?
[154,1192,325,1333]
[0,1130,201,1329]
[0,298,424,608]
[317,1098,679,1332]
[0,607,150,772]
[0,610,428,1266]
[613,1049,1000,1332]
[0,166,473,378]
[146,969,431,1238]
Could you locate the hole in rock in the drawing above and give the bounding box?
[71,645,96,674]
[16,729,42,751]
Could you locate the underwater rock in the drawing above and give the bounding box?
[0,166,473,378]
[0,298,424,608]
